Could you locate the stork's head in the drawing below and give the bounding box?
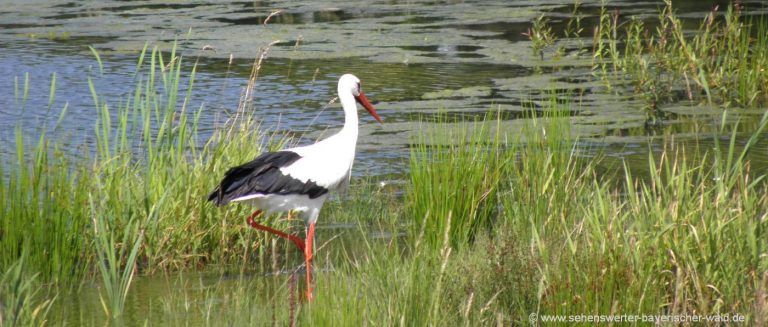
[338,74,382,123]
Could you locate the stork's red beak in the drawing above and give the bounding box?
[355,92,383,123]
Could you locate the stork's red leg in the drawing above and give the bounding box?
[304,222,315,302]
[246,210,305,251]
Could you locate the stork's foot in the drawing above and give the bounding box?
[244,210,315,302]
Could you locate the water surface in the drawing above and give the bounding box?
[3,0,767,178]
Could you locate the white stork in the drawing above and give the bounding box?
[207,74,382,301]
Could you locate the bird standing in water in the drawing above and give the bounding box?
[207,74,382,301]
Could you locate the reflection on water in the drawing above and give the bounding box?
[51,220,398,326]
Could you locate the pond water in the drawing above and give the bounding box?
[55,222,386,325]
[2,0,768,324]
[3,0,768,179]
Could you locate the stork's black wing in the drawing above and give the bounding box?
[207,151,328,206]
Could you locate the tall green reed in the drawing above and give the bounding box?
[401,98,766,323]
[407,111,506,249]
[1,125,92,284]
[91,199,143,319]
[1,40,287,319]
[84,41,294,281]
[510,115,768,322]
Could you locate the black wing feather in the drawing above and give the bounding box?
[207,151,328,206]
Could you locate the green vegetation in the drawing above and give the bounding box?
[0,259,54,326]
[526,0,768,123]
[4,65,767,323]
[0,43,294,323]
[3,3,768,323]
[400,105,767,324]
[408,115,505,249]
[598,0,768,121]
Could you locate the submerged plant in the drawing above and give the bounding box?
[523,14,556,61]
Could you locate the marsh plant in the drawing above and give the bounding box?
[1,42,290,322]
[407,113,505,250]
[522,14,556,61]
[528,0,768,124]
[599,1,768,122]
[0,259,54,326]
[404,110,767,324]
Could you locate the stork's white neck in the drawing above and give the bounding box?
[339,87,359,138]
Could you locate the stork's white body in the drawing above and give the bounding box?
[213,74,378,225]
[208,73,380,302]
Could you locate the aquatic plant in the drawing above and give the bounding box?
[522,14,556,61]
[407,110,506,250]
[0,40,295,323]
[0,258,54,326]
[91,201,143,319]
[401,105,767,324]
[530,1,768,123]
[596,1,768,118]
